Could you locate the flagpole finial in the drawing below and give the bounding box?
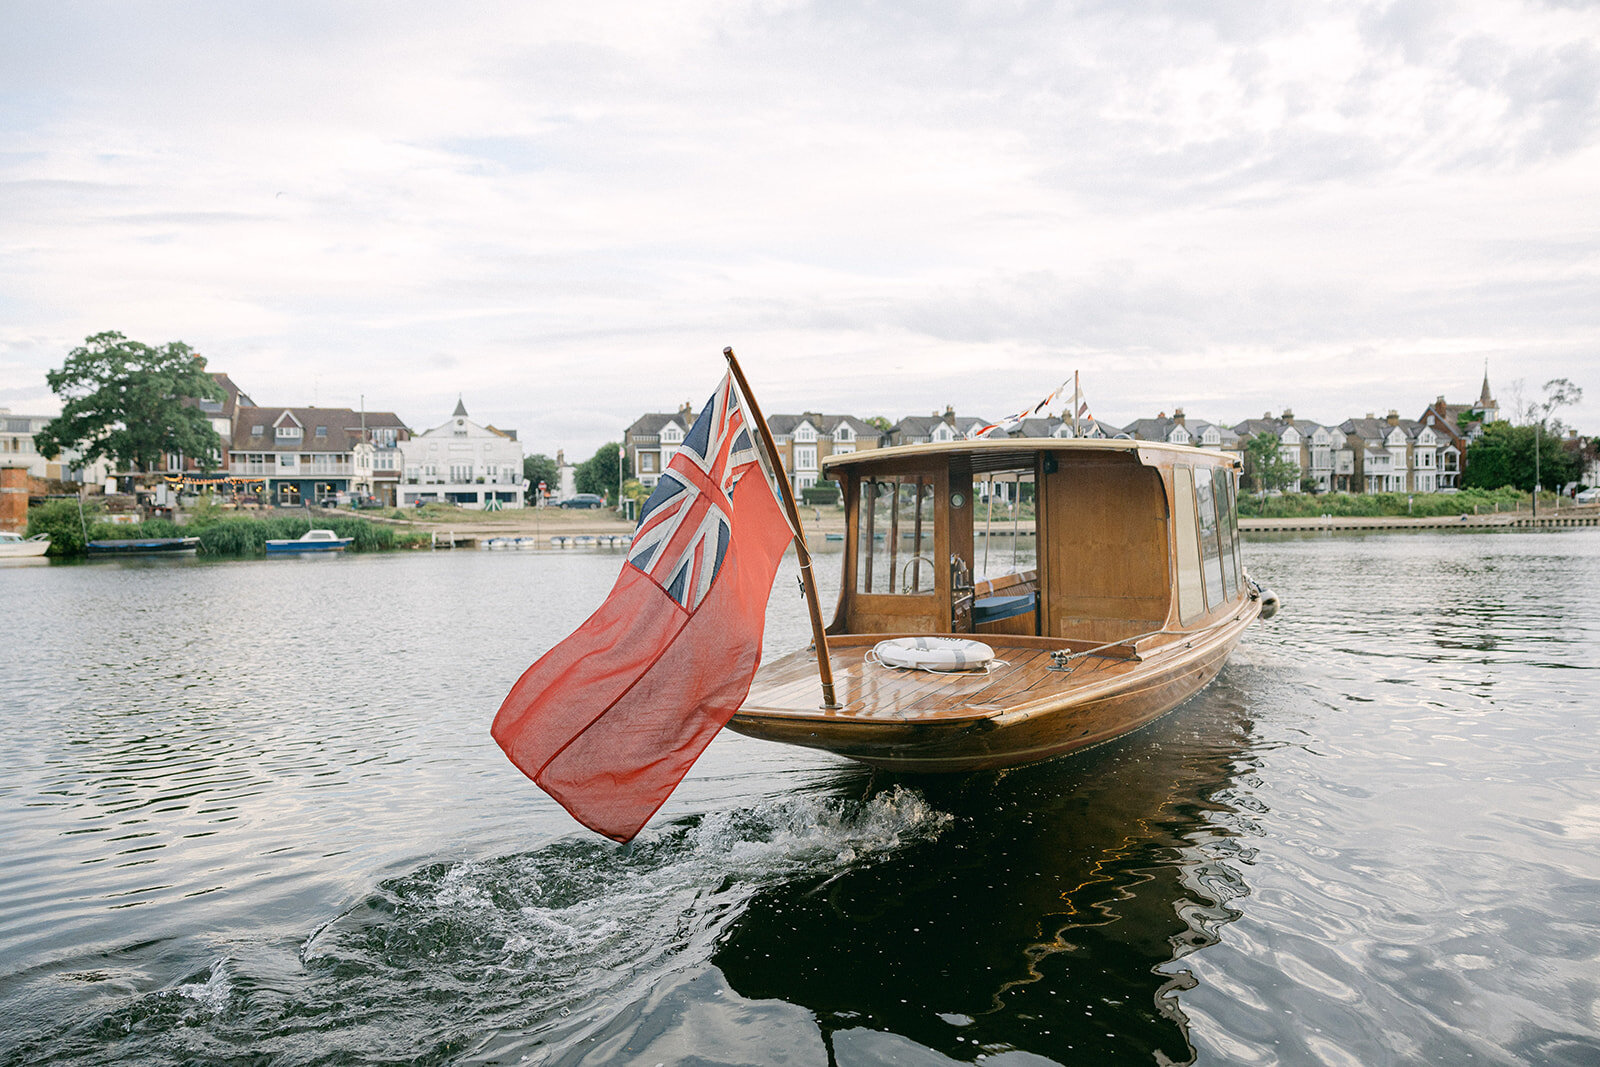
[723,346,735,357]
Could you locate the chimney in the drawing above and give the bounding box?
[1436,395,1445,405]
[1366,412,1375,420]
[1157,411,1167,419]
[679,402,692,418]
[943,405,955,422]
[1263,411,1272,420]
[1386,410,1400,426]
[1173,408,1186,425]
[1281,408,1295,424]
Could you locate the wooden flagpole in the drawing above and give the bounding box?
[723,346,841,710]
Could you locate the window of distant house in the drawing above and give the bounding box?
[795,446,817,470]
[252,425,265,436]
[662,425,682,443]
[640,453,656,472]
[279,453,298,469]
[1203,429,1219,445]
[933,425,953,442]
[835,426,854,442]
[316,426,327,438]
[277,425,301,441]
[796,424,817,442]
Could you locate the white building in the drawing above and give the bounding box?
[397,398,528,509]
[0,408,110,484]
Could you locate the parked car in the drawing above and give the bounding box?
[561,493,605,509]
[1576,487,1600,505]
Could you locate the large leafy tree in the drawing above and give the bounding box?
[523,453,558,502]
[574,442,630,501]
[1241,432,1298,493]
[1463,421,1580,491]
[35,332,225,473]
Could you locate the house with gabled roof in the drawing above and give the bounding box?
[1233,411,1332,492]
[625,404,698,488]
[1333,411,1445,493]
[1417,372,1500,490]
[890,407,993,447]
[767,413,882,491]
[1121,408,1242,455]
[395,397,526,509]
[229,402,412,506]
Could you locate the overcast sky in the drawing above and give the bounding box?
[3,0,1597,459]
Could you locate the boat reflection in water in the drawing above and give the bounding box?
[712,680,1261,1066]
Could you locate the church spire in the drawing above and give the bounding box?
[453,395,468,418]
[1479,361,1493,408]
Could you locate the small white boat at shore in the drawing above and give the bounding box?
[0,531,50,558]
[266,529,352,554]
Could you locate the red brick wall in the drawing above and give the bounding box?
[0,467,29,532]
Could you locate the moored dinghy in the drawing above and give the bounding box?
[265,529,352,554]
[728,436,1278,771]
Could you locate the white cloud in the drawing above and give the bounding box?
[1,0,1596,455]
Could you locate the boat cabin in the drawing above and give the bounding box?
[823,438,1248,645]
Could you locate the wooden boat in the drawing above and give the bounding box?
[86,536,200,556]
[0,531,51,558]
[265,529,352,554]
[729,437,1278,772]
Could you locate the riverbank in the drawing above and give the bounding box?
[387,502,1600,543]
[1241,507,1599,532]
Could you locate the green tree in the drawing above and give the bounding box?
[1463,421,1580,491]
[1241,432,1298,493]
[35,332,225,473]
[523,453,558,503]
[574,442,629,501]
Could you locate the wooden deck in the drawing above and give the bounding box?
[741,636,1138,723]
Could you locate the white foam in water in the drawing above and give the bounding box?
[424,787,951,978]
[171,958,232,1015]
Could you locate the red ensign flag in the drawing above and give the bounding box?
[491,372,792,842]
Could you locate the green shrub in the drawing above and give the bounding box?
[1238,486,1543,518]
[801,482,841,506]
[26,498,98,556]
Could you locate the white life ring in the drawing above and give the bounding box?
[872,637,995,672]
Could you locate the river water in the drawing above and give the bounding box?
[1,530,1597,1066]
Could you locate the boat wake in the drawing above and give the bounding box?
[5,789,949,1067]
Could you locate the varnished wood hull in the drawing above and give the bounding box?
[728,601,1259,772]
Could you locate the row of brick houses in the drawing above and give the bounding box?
[625,376,1512,495]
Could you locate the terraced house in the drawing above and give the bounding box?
[766,413,881,491]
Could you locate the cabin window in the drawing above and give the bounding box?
[1195,467,1225,611]
[1215,468,1239,599]
[1173,466,1204,625]
[856,477,935,595]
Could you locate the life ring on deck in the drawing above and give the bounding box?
[871,637,995,672]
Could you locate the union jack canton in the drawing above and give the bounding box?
[627,373,765,611]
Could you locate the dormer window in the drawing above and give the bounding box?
[933,425,953,442]
[795,424,817,443]
[1203,429,1219,445]
[834,425,854,443]
[251,425,265,436]
[276,425,301,441]
[315,426,328,438]
[662,424,683,444]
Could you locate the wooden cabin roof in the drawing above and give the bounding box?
[821,436,1240,476]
